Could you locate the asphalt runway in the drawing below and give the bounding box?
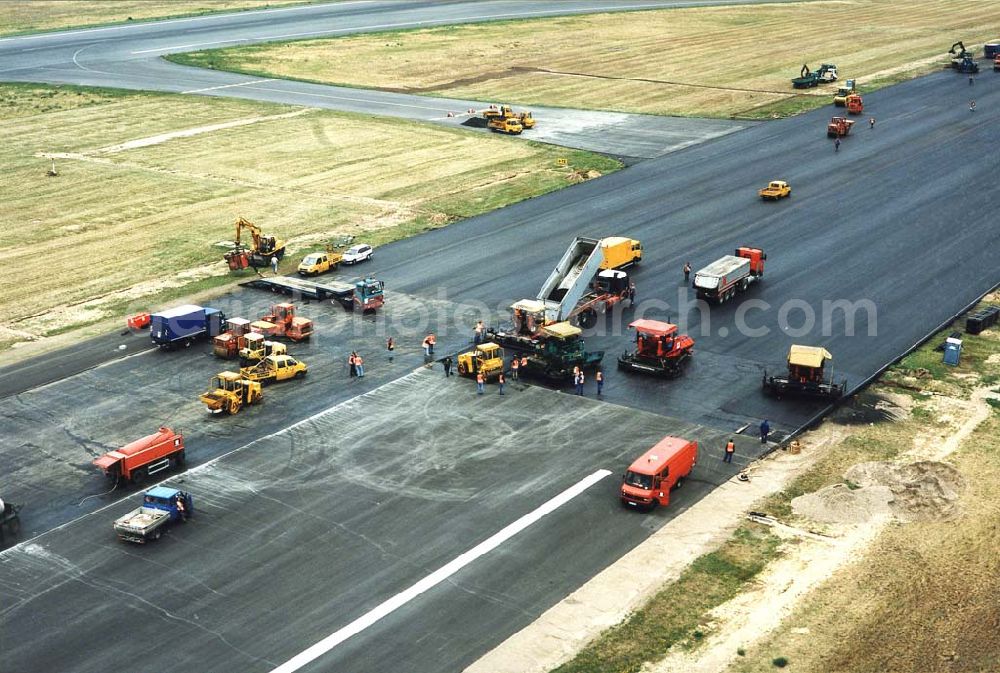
[0,0,766,158]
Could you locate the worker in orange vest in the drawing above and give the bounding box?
[427,333,436,355]
[498,372,506,396]
[596,369,604,396]
[723,439,735,464]
[510,357,519,380]
[355,353,365,378]
[348,352,357,377]
[476,371,485,394]
[520,355,528,374]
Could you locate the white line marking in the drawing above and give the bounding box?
[242,84,452,113]
[0,2,374,43]
[182,78,275,94]
[131,3,687,54]
[268,469,613,673]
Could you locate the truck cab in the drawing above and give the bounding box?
[114,486,192,543]
[620,436,698,509]
[488,117,523,134]
[242,354,307,384]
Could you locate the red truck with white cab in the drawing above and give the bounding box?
[93,427,185,485]
[620,436,698,509]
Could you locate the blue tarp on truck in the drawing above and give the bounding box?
[150,304,224,348]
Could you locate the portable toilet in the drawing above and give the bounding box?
[943,337,962,366]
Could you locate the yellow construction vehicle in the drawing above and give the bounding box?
[224,217,286,270]
[298,236,353,276]
[199,371,263,414]
[238,333,287,366]
[517,111,536,129]
[457,342,505,380]
[482,105,514,122]
[240,354,307,385]
[487,117,523,135]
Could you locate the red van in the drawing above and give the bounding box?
[620,436,698,509]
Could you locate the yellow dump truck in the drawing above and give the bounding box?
[599,237,643,269]
[487,117,523,135]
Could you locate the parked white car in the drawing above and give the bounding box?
[341,244,374,265]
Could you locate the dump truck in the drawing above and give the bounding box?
[240,354,307,385]
[238,332,287,366]
[620,436,698,509]
[519,322,604,381]
[93,427,185,485]
[762,345,847,399]
[791,63,838,88]
[488,116,523,134]
[617,320,695,377]
[224,217,285,270]
[200,372,262,414]
[833,79,856,106]
[262,303,313,342]
[827,116,855,137]
[537,237,634,327]
[113,487,192,544]
[692,247,766,304]
[150,304,225,349]
[212,317,253,359]
[599,237,643,269]
[846,93,864,115]
[758,180,790,200]
[457,342,505,380]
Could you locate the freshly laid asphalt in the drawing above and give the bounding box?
[2,2,1000,672]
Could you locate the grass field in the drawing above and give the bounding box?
[172,0,1000,119]
[0,83,617,350]
[0,1,311,37]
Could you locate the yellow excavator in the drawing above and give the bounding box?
[224,217,286,270]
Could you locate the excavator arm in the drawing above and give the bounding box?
[234,217,262,252]
[949,41,966,55]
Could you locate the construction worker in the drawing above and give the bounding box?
[628,283,636,307]
[498,372,506,396]
[834,137,841,152]
[427,333,436,356]
[474,320,484,344]
[869,117,875,129]
[575,371,585,396]
[422,334,434,357]
[683,261,691,282]
[970,99,976,112]
[386,336,395,362]
[520,355,528,374]
[476,371,485,394]
[348,352,357,377]
[510,357,519,380]
[443,355,453,377]
[723,438,735,464]
[596,369,604,396]
[760,419,771,444]
[355,353,364,378]
[270,255,279,275]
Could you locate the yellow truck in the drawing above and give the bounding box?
[599,237,643,269]
[457,343,505,380]
[758,180,791,200]
[298,250,342,276]
[240,354,307,385]
[487,117,523,135]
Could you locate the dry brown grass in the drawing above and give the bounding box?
[0,83,617,346]
[176,0,1000,118]
[0,1,309,36]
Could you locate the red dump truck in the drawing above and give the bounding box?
[93,427,185,485]
[692,247,766,304]
[620,436,698,509]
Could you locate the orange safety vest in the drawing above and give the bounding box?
[511,359,519,369]
[355,356,363,365]
[520,356,528,368]
[498,373,505,384]
[596,371,603,382]
[476,373,484,384]
[726,441,735,454]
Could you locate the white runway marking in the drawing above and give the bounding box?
[182,78,275,94]
[268,469,614,673]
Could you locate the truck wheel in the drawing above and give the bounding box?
[578,309,597,328]
[295,371,305,379]
[674,477,685,490]
[174,451,185,467]
[152,529,161,541]
[132,468,146,485]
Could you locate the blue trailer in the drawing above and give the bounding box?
[113,486,192,543]
[149,304,225,348]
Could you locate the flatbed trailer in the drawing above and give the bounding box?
[241,276,384,311]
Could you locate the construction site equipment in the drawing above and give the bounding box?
[114,487,191,544]
[538,237,633,326]
[262,303,313,342]
[127,312,151,330]
[238,333,287,366]
[240,354,307,385]
[518,322,604,381]
[949,41,979,73]
[599,237,643,269]
[693,247,766,304]
[827,116,855,137]
[620,436,698,509]
[482,104,535,131]
[488,117,523,134]
[1,501,22,543]
[846,93,864,115]
[517,111,536,129]
[833,79,856,106]
[150,304,225,349]
[483,104,514,122]
[985,43,1000,59]
[762,345,847,399]
[212,317,253,359]
[93,427,185,485]
[200,372,262,414]
[240,275,385,312]
[966,306,999,335]
[791,63,838,88]
[457,342,505,380]
[994,54,1000,71]
[617,320,695,377]
[224,217,286,270]
[758,180,790,200]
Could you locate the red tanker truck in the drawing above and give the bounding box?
[93,427,185,485]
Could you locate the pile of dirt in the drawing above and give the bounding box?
[566,169,602,183]
[792,460,964,524]
[830,391,905,425]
